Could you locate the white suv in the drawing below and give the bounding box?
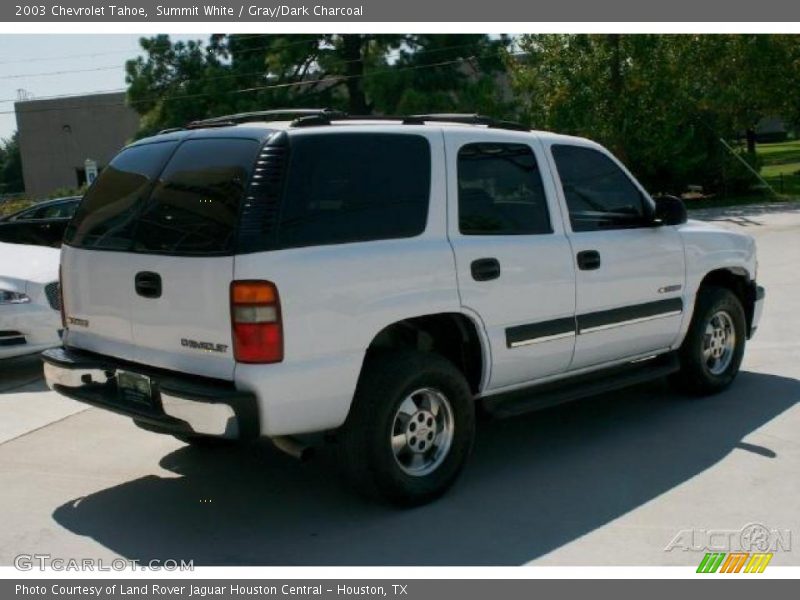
[43,110,765,505]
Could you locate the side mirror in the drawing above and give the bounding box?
[652,195,688,226]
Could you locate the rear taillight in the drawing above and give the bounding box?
[230,280,283,363]
[59,265,66,329]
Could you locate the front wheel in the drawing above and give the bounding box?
[337,351,475,506]
[674,285,746,395]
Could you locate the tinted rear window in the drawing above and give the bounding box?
[133,139,259,254]
[275,133,431,249]
[65,138,260,254]
[65,141,177,250]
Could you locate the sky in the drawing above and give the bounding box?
[0,34,200,141]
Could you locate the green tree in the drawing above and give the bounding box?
[509,34,800,195]
[125,34,511,137]
[0,133,24,195]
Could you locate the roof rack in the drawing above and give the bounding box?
[292,112,529,131]
[406,114,529,131]
[186,108,344,129]
[167,109,529,133]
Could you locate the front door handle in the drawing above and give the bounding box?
[471,258,501,281]
[577,250,601,271]
[135,271,162,298]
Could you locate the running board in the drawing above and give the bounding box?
[482,352,680,419]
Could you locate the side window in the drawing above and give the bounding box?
[41,202,75,219]
[276,133,431,249]
[551,145,647,232]
[63,201,80,218]
[457,143,551,235]
[10,206,40,221]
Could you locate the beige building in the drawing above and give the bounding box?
[15,92,139,198]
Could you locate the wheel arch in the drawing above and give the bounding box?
[698,267,758,337]
[360,312,488,395]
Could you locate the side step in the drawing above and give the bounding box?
[482,352,680,419]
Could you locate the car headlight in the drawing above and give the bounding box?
[0,289,31,304]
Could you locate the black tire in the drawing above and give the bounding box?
[674,285,746,395]
[337,350,475,506]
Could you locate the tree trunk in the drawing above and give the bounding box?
[341,35,370,115]
[746,127,757,155]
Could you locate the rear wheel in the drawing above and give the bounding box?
[337,351,475,506]
[674,285,746,395]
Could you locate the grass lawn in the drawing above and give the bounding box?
[685,139,800,209]
[758,139,800,197]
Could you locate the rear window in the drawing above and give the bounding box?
[133,139,259,254]
[65,138,260,255]
[66,141,177,250]
[275,133,431,249]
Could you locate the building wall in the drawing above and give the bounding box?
[15,92,139,198]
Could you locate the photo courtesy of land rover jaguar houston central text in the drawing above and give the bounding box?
[42,109,765,506]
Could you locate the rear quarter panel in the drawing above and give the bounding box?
[232,128,464,435]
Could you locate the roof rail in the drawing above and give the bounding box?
[409,113,530,131]
[186,108,344,129]
[171,109,529,132]
[292,112,529,132]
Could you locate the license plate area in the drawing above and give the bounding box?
[117,370,153,407]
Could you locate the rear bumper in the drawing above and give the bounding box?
[42,346,259,439]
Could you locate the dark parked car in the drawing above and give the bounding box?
[0,196,81,247]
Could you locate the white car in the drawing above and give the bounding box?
[0,241,62,359]
[43,110,764,505]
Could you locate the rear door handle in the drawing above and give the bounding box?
[577,250,601,271]
[471,258,501,281]
[135,271,162,298]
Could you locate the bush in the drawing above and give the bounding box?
[46,185,87,199]
[706,150,764,196]
[0,196,34,217]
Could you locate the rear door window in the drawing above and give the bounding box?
[457,143,552,235]
[133,138,259,255]
[275,133,431,249]
[65,141,177,250]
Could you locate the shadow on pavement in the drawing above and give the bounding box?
[52,370,799,565]
[0,354,48,393]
